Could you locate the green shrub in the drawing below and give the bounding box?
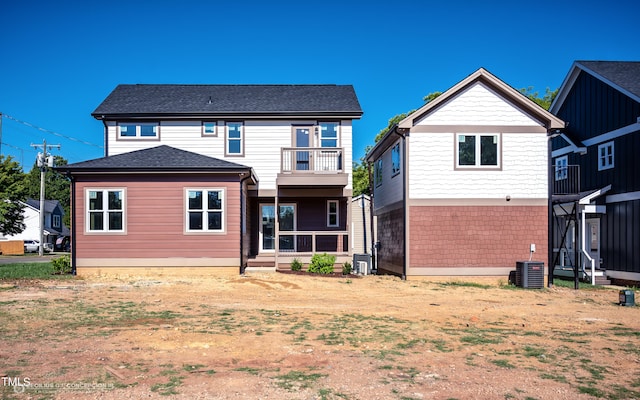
[291,258,303,271]
[308,253,336,274]
[342,261,352,275]
[51,254,72,275]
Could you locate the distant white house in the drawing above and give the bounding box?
[1,199,70,249]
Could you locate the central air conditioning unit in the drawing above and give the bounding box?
[353,253,371,275]
[516,261,544,289]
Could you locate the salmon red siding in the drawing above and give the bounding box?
[74,175,241,260]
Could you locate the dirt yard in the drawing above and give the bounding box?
[1,272,639,400]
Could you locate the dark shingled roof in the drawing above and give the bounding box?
[92,84,363,118]
[578,61,640,100]
[58,145,252,173]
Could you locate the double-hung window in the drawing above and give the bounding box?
[118,123,159,139]
[598,141,614,171]
[53,215,61,229]
[555,156,568,180]
[456,134,500,168]
[226,122,243,156]
[327,200,339,227]
[319,122,339,148]
[186,189,224,232]
[86,189,124,232]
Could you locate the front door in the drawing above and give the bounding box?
[585,218,601,269]
[294,126,312,171]
[260,205,276,252]
[259,204,296,252]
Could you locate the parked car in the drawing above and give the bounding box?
[23,240,40,253]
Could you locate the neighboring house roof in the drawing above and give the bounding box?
[550,61,640,114]
[24,199,63,214]
[92,84,363,119]
[367,67,565,161]
[58,145,258,181]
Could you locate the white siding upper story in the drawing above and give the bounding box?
[372,138,403,212]
[415,82,539,126]
[408,132,548,199]
[105,120,354,191]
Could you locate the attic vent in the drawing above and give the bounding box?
[207,96,213,104]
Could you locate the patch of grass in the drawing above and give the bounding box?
[182,364,205,372]
[318,388,350,399]
[234,366,260,375]
[540,373,567,383]
[439,281,492,289]
[576,385,606,398]
[491,359,515,369]
[274,370,326,391]
[459,331,503,345]
[151,376,183,396]
[552,278,611,290]
[0,262,74,280]
[430,339,453,352]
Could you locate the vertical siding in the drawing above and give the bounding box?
[74,175,241,260]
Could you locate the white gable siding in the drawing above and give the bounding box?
[415,83,541,127]
[408,132,547,199]
[105,120,353,191]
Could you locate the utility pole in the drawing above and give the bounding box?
[30,140,61,256]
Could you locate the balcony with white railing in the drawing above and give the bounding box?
[277,147,348,187]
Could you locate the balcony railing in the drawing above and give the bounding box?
[281,147,344,173]
[553,165,580,195]
[275,230,349,255]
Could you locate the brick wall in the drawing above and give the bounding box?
[377,208,404,276]
[408,205,547,269]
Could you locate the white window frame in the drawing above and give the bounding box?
[319,122,339,148]
[85,188,125,233]
[226,122,244,156]
[391,143,401,176]
[456,133,501,169]
[185,188,225,233]
[118,122,159,139]
[555,155,568,181]
[327,200,339,228]
[598,141,614,171]
[202,121,218,137]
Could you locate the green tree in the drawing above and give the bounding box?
[519,87,558,110]
[0,155,28,235]
[24,155,71,226]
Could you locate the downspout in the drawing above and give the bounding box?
[581,210,596,285]
[239,171,252,275]
[393,126,408,280]
[67,172,77,275]
[367,161,376,271]
[101,119,109,156]
[547,132,554,287]
[361,195,367,254]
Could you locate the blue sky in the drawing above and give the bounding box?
[1,0,639,169]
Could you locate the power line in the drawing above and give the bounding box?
[2,113,103,149]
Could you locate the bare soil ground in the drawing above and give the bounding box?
[1,273,640,400]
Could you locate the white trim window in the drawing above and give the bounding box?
[86,189,125,232]
[598,141,614,171]
[391,143,401,176]
[456,134,500,168]
[555,155,568,181]
[52,214,61,229]
[202,121,218,136]
[226,122,243,156]
[186,189,224,232]
[118,122,159,139]
[319,122,339,148]
[327,200,339,228]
